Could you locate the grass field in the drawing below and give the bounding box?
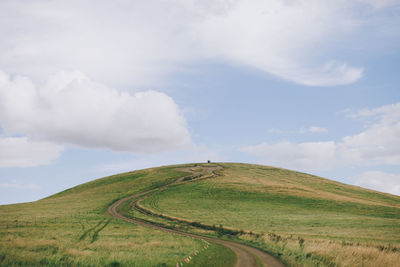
[1,162,399,266]
[140,163,400,266]
[0,165,235,266]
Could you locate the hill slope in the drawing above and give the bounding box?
[0,163,399,266]
[135,163,400,266]
[0,165,234,266]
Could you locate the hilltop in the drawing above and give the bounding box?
[0,163,399,266]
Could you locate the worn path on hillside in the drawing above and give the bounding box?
[107,166,285,267]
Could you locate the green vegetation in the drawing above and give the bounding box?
[0,164,235,266]
[1,162,399,266]
[140,163,400,266]
[188,242,236,267]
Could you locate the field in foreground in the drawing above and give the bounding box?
[0,165,234,266]
[139,163,400,266]
[0,163,399,266]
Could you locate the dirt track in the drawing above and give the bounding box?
[107,166,285,267]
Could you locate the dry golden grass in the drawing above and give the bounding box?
[140,163,400,266]
[2,162,399,266]
[219,164,400,208]
[303,239,400,267]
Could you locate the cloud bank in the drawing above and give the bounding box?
[0,1,398,168]
[0,71,191,156]
[242,102,400,172]
[355,171,400,196]
[0,0,398,87]
[193,1,366,86]
[0,137,62,168]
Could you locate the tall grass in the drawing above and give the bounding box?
[140,163,400,266]
[0,164,235,266]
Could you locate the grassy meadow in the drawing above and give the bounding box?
[0,165,235,266]
[139,163,400,267]
[1,162,399,266]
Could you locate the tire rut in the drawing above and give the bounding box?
[107,167,285,267]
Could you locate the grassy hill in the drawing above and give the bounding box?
[1,162,399,266]
[0,165,234,266]
[136,163,400,266]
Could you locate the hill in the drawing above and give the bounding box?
[0,163,399,266]
[0,165,235,266]
[137,163,400,266]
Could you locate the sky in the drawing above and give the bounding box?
[0,0,400,204]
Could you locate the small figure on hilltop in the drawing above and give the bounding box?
[207,160,211,163]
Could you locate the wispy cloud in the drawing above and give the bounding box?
[243,102,400,171]
[0,0,397,87]
[354,171,400,196]
[307,126,328,133]
[268,126,328,134]
[0,180,40,190]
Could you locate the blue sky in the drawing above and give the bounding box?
[0,0,400,204]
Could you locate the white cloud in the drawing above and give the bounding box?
[348,102,400,124]
[0,137,62,168]
[191,0,368,86]
[268,126,328,134]
[354,171,400,196]
[307,126,328,133]
[243,102,400,171]
[0,0,398,87]
[242,141,337,171]
[0,70,191,153]
[268,128,287,134]
[342,103,400,165]
[0,1,194,87]
[361,0,400,9]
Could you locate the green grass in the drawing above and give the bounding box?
[187,242,236,267]
[2,162,400,266]
[140,163,400,266]
[0,164,235,266]
[143,182,400,241]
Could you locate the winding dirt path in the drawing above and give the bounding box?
[107,167,285,267]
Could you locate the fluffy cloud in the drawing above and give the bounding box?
[0,0,398,87]
[355,171,400,196]
[242,102,400,171]
[0,137,62,168]
[0,71,191,153]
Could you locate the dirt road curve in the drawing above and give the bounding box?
[107,171,285,267]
